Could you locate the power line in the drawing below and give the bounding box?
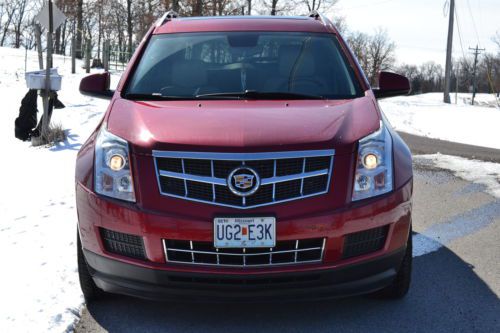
[465,0,481,47]
[454,5,467,59]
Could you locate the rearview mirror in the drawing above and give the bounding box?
[373,71,410,99]
[79,72,114,99]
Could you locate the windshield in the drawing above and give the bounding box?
[124,32,363,100]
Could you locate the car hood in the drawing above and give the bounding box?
[107,95,380,155]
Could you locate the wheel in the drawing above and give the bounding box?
[371,227,412,299]
[77,232,105,302]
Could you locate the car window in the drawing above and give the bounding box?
[125,32,363,100]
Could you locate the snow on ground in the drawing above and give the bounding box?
[380,93,500,149]
[0,47,113,332]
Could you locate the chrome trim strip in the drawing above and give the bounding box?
[153,149,335,160]
[166,258,323,268]
[181,159,188,196]
[158,169,328,186]
[210,160,216,202]
[272,160,277,200]
[294,240,299,262]
[300,158,306,195]
[320,238,326,261]
[260,169,328,185]
[159,170,227,186]
[156,190,330,210]
[166,247,322,256]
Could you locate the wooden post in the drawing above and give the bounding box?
[35,24,44,70]
[71,36,76,74]
[85,38,91,73]
[41,0,54,141]
[103,40,109,71]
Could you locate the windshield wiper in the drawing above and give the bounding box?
[123,93,195,101]
[195,90,325,100]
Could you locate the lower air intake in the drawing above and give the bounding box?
[100,228,146,260]
[342,225,389,259]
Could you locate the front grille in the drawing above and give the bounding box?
[342,225,389,259]
[164,238,326,267]
[100,228,146,260]
[154,150,334,209]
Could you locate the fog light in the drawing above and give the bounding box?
[355,174,371,191]
[109,154,125,171]
[363,153,378,169]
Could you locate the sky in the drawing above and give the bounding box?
[329,0,499,66]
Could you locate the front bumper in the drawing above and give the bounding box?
[84,247,406,301]
[77,178,412,300]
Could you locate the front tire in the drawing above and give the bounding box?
[372,228,412,299]
[77,232,104,302]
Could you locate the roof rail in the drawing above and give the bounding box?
[155,10,179,27]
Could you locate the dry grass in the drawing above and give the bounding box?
[31,124,66,147]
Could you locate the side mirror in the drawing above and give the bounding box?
[373,71,410,99]
[79,72,114,99]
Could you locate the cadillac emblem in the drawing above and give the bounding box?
[227,166,260,197]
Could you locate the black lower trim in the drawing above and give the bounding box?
[83,248,406,302]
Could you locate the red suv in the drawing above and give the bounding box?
[77,12,413,302]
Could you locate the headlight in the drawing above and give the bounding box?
[352,121,393,201]
[94,125,136,202]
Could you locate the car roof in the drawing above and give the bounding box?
[153,15,337,35]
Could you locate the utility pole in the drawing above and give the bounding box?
[443,0,455,104]
[469,45,485,105]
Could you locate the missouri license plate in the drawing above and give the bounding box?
[214,217,276,248]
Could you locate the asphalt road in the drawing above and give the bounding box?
[75,135,500,333]
[398,132,500,163]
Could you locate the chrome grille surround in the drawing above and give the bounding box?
[153,150,335,209]
[163,238,326,267]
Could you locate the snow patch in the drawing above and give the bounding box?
[380,93,500,149]
[416,154,500,199]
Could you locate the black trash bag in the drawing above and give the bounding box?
[53,92,65,109]
[31,92,65,138]
[14,89,38,141]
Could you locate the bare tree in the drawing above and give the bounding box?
[366,28,395,85]
[301,0,338,12]
[263,0,292,15]
[75,0,83,58]
[493,32,500,50]
[346,31,370,74]
[1,0,16,47]
[126,0,132,54]
[12,0,28,48]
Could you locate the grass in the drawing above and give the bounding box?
[31,123,66,147]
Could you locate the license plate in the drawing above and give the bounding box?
[214,217,276,248]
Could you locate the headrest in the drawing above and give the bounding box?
[172,60,208,87]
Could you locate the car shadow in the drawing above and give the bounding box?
[83,235,500,333]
